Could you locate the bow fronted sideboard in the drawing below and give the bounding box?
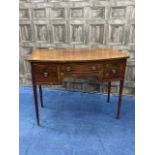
[28,48,129,126]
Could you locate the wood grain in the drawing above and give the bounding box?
[28,48,129,62]
[29,48,129,124]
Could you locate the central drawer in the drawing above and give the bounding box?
[59,63,102,80]
[60,63,102,73]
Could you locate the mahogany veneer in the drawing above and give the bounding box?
[28,48,129,126]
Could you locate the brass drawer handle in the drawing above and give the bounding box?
[92,66,96,71]
[66,66,71,72]
[43,72,48,77]
[112,69,116,74]
[60,72,64,76]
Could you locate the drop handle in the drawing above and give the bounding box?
[112,69,116,74]
[66,66,71,72]
[60,72,64,76]
[43,72,48,77]
[92,66,96,71]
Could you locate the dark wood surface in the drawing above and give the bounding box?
[39,85,43,108]
[28,48,129,125]
[107,82,111,103]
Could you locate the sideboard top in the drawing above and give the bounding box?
[28,48,129,62]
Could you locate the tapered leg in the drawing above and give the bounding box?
[107,82,111,103]
[32,84,40,126]
[39,85,43,108]
[116,80,124,119]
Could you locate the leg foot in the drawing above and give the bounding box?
[32,84,40,126]
[107,82,111,103]
[116,80,124,119]
[39,85,43,108]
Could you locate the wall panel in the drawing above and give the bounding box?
[19,0,135,95]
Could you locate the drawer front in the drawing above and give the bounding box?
[60,63,102,73]
[103,60,126,80]
[32,64,58,83]
[60,72,101,81]
[60,63,102,81]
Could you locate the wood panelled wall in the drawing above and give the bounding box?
[19,0,135,95]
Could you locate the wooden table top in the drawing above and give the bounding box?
[28,48,129,62]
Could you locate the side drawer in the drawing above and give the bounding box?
[32,63,58,83]
[102,60,126,80]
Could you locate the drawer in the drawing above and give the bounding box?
[32,64,58,83]
[60,63,102,73]
[33,64,57,73]
[60,72,101,81]
[103,60,126,79]
[59,63,102,81]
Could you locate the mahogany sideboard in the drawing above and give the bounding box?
[28,48,129,126]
